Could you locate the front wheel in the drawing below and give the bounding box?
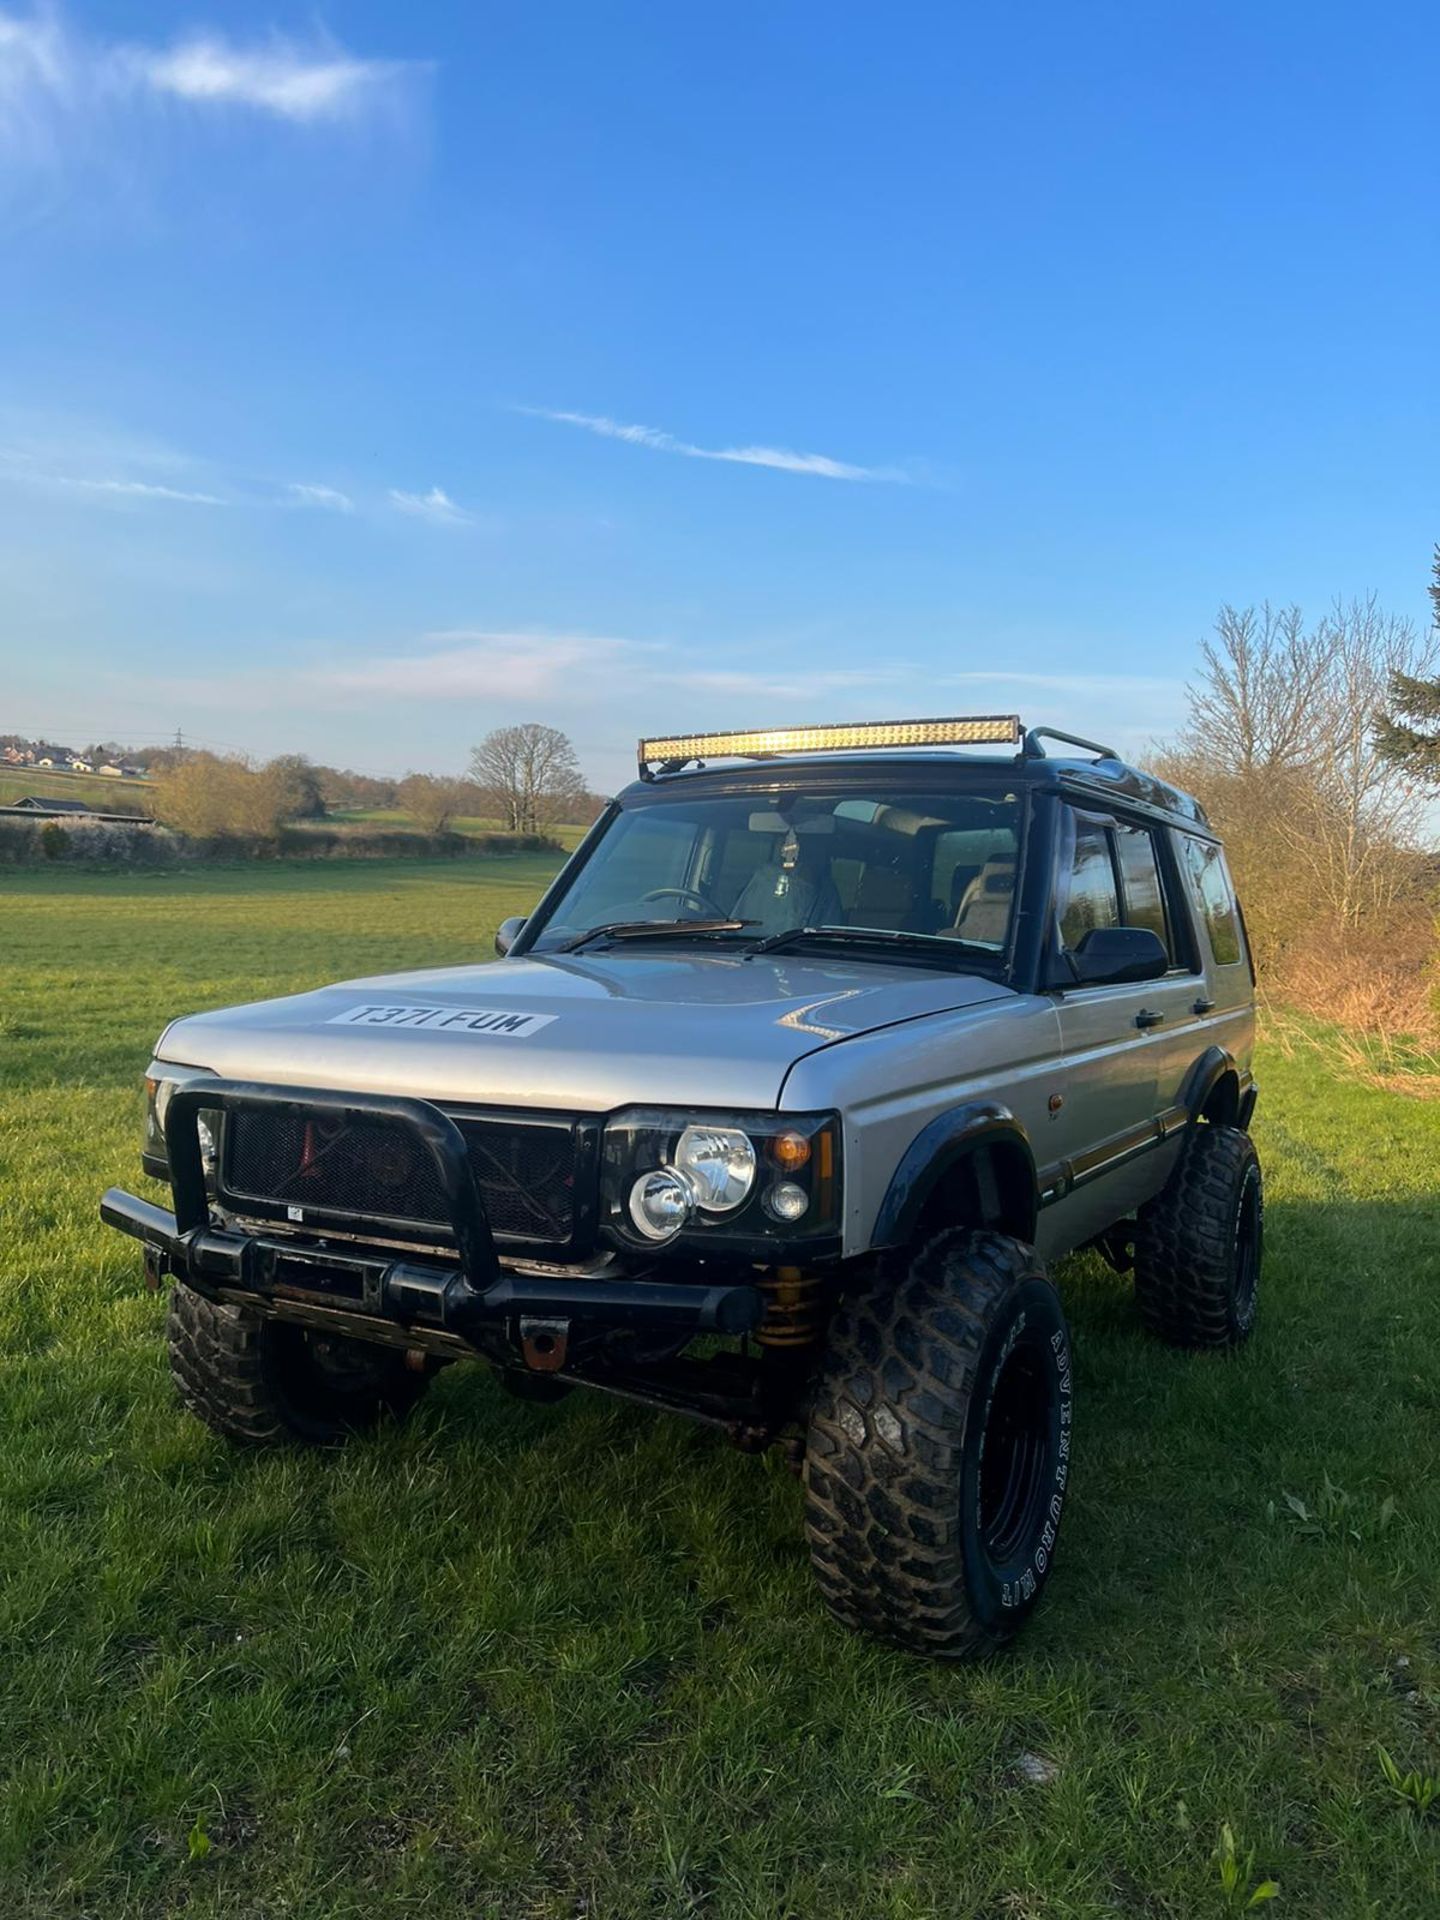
[803,1230,1074,1660]
[167,1282,432,1446]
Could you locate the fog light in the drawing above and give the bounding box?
[196,1113,218,1171]
[628,1167,696,1241]
[764,1181,810,1223]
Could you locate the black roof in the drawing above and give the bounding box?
[618,748,1209,830]
[1,796,153,823]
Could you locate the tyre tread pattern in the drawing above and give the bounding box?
[168,1282,292,1445]
[803,1229,1053,1660]
[1132,1123,1260,1348]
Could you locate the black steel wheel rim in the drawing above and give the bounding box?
[978,1335,1057,1565]
[1233,1169,1261,1325]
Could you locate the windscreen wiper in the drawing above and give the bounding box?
[557,918,755,953]
[745,924,994,963]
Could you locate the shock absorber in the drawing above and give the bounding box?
[756,1265,827,1349]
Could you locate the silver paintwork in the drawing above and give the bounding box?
[152,806,1254,1266]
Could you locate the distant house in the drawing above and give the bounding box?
[68,758,94,774]
[36,757,55,768]
[99,764,125,777]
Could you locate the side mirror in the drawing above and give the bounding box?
[1069,925,1167,986]
[495,915,526,957]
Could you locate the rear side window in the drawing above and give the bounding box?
[1181,838,1243,966]
[1113,823,1171,956]
[1058,818,1120,951]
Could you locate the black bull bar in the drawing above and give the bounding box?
[99,1080,764,1351]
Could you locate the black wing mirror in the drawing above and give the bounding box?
[495,915,526,957]
[1069,925,1167,986]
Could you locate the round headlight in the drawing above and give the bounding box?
[674,1125,757,1213]
[628,1167,697,1241]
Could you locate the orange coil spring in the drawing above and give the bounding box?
[757,1266,827,1349]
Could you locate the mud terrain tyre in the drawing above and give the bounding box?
[167,1281,431,1446]
[803,1230,1074,1659]
[1133,1124,1262,1349]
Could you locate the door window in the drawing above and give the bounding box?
[1181,838,1244,966]
[1113,823,1171,957]
[1057,817,1120,953]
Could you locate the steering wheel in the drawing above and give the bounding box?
[641,885,729,918]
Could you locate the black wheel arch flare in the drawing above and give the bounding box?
[872,1101,1039,1249]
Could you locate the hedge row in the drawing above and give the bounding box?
[0,820,561,866]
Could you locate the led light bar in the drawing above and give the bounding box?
[639,714,1022,775]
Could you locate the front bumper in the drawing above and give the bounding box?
[101,1079,763,1360]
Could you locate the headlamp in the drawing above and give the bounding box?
[674,1125,757,1213]
[143,1063,219,1176]
[602,1108,841,1251]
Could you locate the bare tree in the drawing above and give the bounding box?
[397,773,477,835]
[1180,603,1338,777]
[1156,595,1437,957]
[469,724,586,833]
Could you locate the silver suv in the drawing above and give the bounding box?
[102,715,1261,1659]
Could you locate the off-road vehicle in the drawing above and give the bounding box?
[103,715,1260,1658]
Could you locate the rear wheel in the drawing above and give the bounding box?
[803,1229,1073,1659]
[167,1281,431,1446]
[1133,1124,1263,1348]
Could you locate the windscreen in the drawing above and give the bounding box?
[529,787,1023,957]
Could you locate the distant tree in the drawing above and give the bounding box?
[152,753,289,838]
[1373,547,1440,784]
[267,754,327,820]
[469,723,586,832]
[318,766,399,811]
[397,773,477,835]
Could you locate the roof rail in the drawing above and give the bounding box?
[1022,725,1119,761]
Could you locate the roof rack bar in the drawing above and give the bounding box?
[1022,725,1119,761]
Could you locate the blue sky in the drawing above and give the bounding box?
[1,2,1435,793]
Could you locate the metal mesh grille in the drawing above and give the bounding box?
[222,1110,578,1244]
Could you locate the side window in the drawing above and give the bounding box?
[1181,838,1243,966]
[1113,822,1171,957]
[1057,816,1120,952]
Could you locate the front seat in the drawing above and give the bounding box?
[947,857,1015,945]
[732,830,842,938]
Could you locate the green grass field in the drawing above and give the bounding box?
[3,860,1438,1918]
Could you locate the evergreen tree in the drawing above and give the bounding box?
[1374,547,1440,780]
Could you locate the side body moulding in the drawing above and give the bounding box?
[871,1101,1039,1249]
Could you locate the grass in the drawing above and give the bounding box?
[318,809,590,850]
[3,858,1439,1918]
[0,767,155,809]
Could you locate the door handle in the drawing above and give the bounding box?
[1192,997,1216,1015]
[1135,1008,1166,1029]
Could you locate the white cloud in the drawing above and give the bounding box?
[387,485,470,525]
[0,8,423,185]
[59,474,225,505]
[287,481,354,512]
[130,33,413,124]
[522,407,909,484]
[123,631,649,712]
[0,446,226,505]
